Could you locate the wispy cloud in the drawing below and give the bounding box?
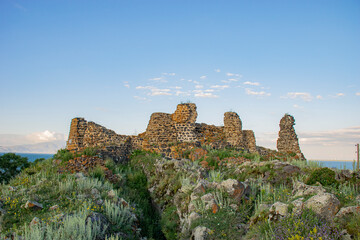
[162,72,176,76]
[293,104,303,109]
[200,75,207,79]
[356,92,360,96]
[245,88,271,96]
[243,81,260,86]
[195,85,204,89]
[316,95,323,99]
[124,82,130,88]
[283,92,312,102]
[211,85,229,90]
[194,91,219,98]
[226,72,241,77]
[336,93,345,97]
[215,69,221,73]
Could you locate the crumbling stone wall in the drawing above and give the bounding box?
[66,103,262,160]
[223,112,256,152]
[171,103,197,124]
[144,112,177,145]
[224,112,243,147]
[66,118,88,152]
[242,130,257,153]
[277,114,305,160]
[66,118,133,163]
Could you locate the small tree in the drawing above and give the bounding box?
[0,153,30,184]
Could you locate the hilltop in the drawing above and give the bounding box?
[0,104,359,240]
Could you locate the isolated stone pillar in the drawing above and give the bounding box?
[277,114,305,160]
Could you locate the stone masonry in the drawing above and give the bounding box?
[223,112,256,153]
[66,103,304,161]
[277,114,306,160]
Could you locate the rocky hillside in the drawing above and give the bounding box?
[0,146,359,239]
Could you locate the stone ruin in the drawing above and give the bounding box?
[277,114,305,160]
[66,103,305,162]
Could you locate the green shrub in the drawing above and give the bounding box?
[88,166,106,181]
[82,147,98,157]
[103,200,135,233]
[54,149,74,162]
[306,167,338,186]
[0,153,30,184]
[160,206,179,240]
[345,213,360,238]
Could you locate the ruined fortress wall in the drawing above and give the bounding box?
[66,103,264,160]
[242,130,257,153]
[144,112,177,145]
[224,112,243,146]
[277,114,305,160]
[83,122,129,149]
[171,103,197,124]
[66,118,88,152]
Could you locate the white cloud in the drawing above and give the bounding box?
[195,85,204,89]
[284,92,312,102]
[211,85,229,90]
[215,69,221,73]
[173,86,182,89]
[228,78,238,82]
[226,72,241,77]
[336,93,345,97]
[27,130,66,142]
[124,84,130,88]
[243,81,260,86]
[149,88,172,96]
[245,88,271,96]
[194,92,219,98]
[175,91,191,96]
[316,95,323,99]
[162,72,176,76]
[136,86,154,90]
[200,75,207,79]
[356,92,360,96]
[149,77,163,81]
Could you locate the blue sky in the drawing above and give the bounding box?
[0,0,359,159]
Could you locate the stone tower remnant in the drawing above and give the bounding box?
[277,114,305,160]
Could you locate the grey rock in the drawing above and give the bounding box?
[335,206,360,219]
[292,181,326,198]
[25,201,43,210]
[191,226,210,240]
[304,193,340,221]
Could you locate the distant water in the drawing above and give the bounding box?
[309,160,357,170]
[0,152,54,162]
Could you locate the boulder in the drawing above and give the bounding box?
[191,226,210,240]
[304,193,340,220]
[25,201,43,210]
[269,202,288,221]
[292,181,326,198]
[107,190,116,198]
[49,205,59,211]
[291,198,304,214]
[335,206,360,219]
[30,217,41,226]
[220,179,248,201]
[335,169,353,181]
[200,193,216,210]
